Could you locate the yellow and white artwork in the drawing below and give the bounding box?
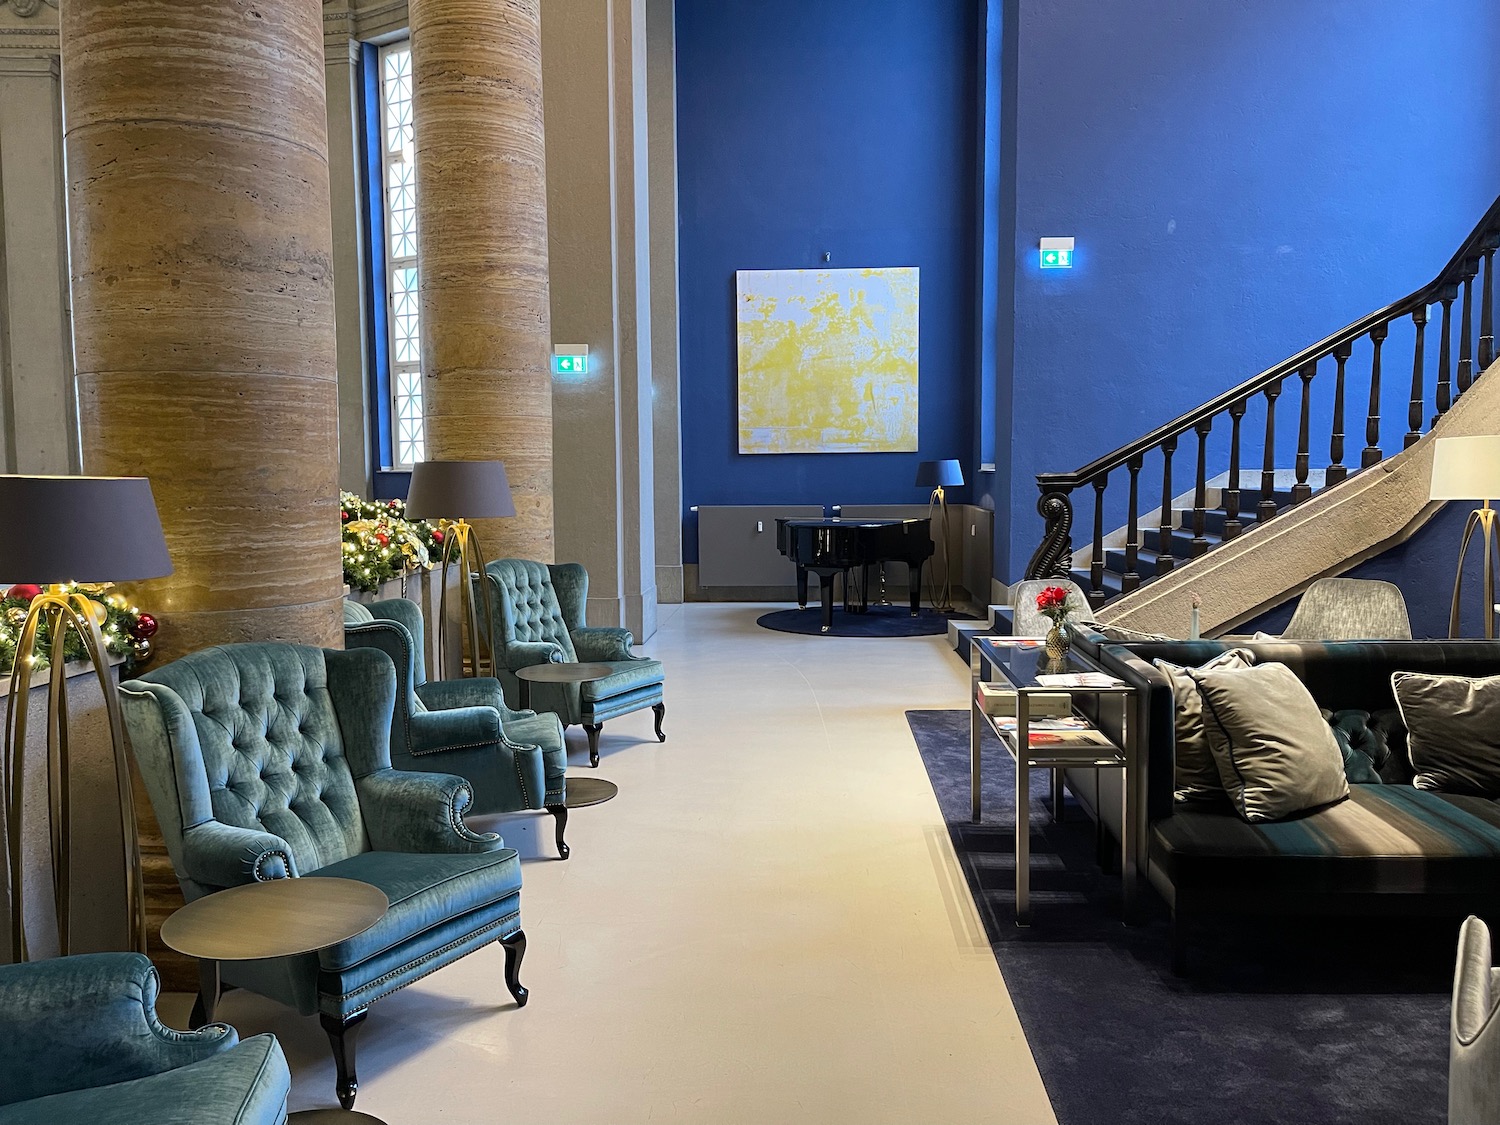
[736,266,919,454]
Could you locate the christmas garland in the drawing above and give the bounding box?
[0,583,157,676]
[340,492,446,594]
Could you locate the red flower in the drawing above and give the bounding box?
[1036,586,1069,611]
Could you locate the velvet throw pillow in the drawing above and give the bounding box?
[1190,661,1350,822]
[1391,671,1500,795]
[1155,648,1256,802]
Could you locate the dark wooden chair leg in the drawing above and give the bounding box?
[189,958,221,1029]
[321,1009,368,1110]
[547,803,570,859]
[584,723,602,767]
[501,929,529,1007]
[653,701,666,742]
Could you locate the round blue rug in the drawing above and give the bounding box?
[756,605,970,637]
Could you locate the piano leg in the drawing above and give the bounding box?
[820,572,835,633]
[796,566,809,609]
[908,563,923,617]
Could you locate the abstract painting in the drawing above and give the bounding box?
[736,267,919,454]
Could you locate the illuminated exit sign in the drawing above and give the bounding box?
[1040,236,1075,269]
[552,345,589,376]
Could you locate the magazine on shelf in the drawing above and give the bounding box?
[989,714,1115,748]
[1035,671,1124,689]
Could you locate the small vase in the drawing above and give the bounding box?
[1044,622,1070,663]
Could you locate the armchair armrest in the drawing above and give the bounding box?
[408,705,503,756]
[0,952,237,1104]
[572,626,636,662]
[503,640,566,672]
[181,820,298,887]
[416,676,507,712]
[356,767,506,854]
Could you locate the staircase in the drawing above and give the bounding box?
[1025,193,1500,628]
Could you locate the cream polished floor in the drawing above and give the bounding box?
[208,603,1057,1124]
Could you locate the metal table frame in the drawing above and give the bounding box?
[969,637,1138,927]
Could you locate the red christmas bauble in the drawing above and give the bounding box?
[7,583,41,604]
[132,612,159,639]
[432,529,445,543]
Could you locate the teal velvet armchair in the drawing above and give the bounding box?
[0,952,290,1125]
[119,643,528,1111]
[343,599,574,857]
[483,559,666,767]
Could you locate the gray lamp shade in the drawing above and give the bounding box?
[915,459,964,488]
[405,460,517,520]
[0,475,172,585]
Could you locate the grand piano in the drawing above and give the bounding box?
[775,517,935,633]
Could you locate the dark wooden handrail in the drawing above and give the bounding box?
[1037,193,1500,492]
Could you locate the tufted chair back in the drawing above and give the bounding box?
[121,644,372,880]
[486,559,579,661]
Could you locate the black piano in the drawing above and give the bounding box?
[775,518,935,633]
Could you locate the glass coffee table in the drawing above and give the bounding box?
[969,636,1138,926]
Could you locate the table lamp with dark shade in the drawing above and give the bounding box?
[0,474,172,962]
[1430,435,1500,638]
[405,460,515,679]
[915,459,964,613]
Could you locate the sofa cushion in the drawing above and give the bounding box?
[311,848,522,971]
[1392,671,1500,795]
[1156,648,1255,803]
[0,1034,290,1125]
[1192,661,1350,822]
[580,658,665,703]
[1325,710,1385,784]
[1152,784,1500,897]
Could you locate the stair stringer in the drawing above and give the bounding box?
[1096,359,1500,637]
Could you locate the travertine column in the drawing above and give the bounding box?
[410,0,555,561]
[63,0,344,659]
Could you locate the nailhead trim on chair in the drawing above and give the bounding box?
[250,850,293,881]
[321,908,522,1012]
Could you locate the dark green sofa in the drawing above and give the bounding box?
[1075,636,1500,970]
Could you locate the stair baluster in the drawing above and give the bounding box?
[1481,238,1497,372]
[1123,456,1142,593]
[1156,437,1176,575]
[1223,399,1246,539]
[1326,342,1350,486]
[1088,476,1107,609]
[1258,379,1282,523]
[1361,323,1388,468]
[1406,304,1427,449]
[1458,258,1477,395]
[1191,419,1211,556]
[1292,362,1315,504]
[1437,286,1456,420]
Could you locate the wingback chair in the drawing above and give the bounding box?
[484,559,666,767]
[1451,915,1500,1124]
[119,643,528,1111]
[0,952,290,1125]
[343,599,575,857]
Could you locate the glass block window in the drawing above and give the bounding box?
[380,40,424,467]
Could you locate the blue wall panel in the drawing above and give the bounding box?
[1002,0,1500,576]
[675,0,980,562]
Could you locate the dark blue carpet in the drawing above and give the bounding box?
[906,708,1452,1125]
[757,605,970,637]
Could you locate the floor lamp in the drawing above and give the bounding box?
[405,460,515,680]
[0,475,172,961]
[1431,436,1500,638]
[916,459,964,614]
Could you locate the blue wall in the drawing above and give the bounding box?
[1000,0,1500,577]
[674,0,980,562]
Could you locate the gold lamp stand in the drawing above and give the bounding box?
[926,484,956,614]
[1449,502,1500,639]
[4,586,145,960]
[433,519,499,680]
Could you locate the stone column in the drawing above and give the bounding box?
[543,0,660,637]
[0,6,75,476]
[63,0,344,660]
[409,0,555,562]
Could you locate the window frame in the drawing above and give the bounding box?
[376,39,424,470]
